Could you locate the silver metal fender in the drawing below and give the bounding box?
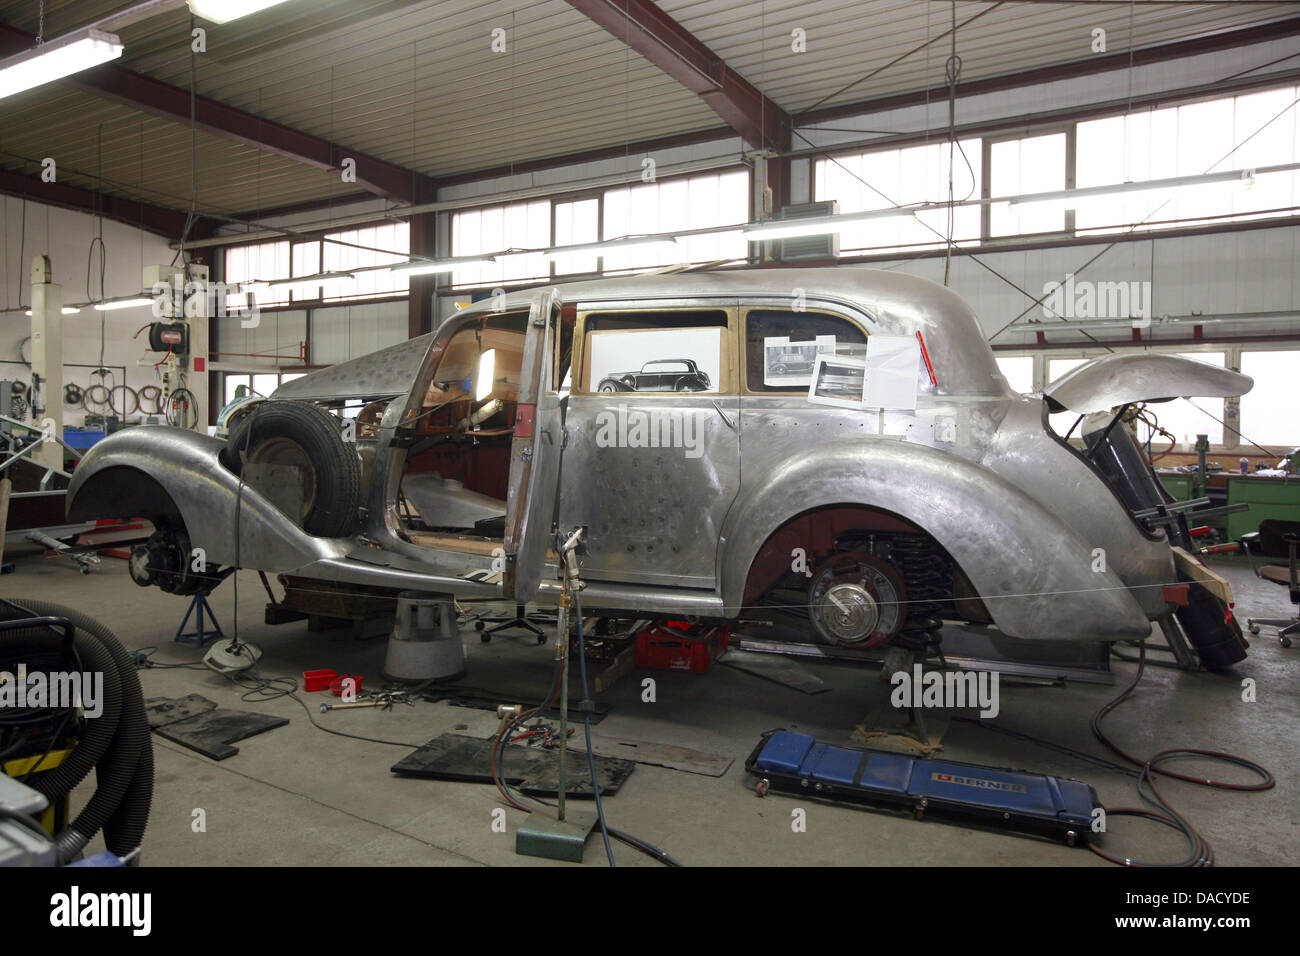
[981,396,1175,619]
[66,426,348,571]
[718,439,1152,642]
[1045,353,1253,415]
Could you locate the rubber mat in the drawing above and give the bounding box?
[391,732,634,796]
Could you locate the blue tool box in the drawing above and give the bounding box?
[746,731,1099,846]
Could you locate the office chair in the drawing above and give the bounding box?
[1242,518,1300,647]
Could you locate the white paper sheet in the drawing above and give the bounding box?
[863,335,921,410]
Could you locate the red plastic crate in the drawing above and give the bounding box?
[303,669,337,692]
[635,622,730,673]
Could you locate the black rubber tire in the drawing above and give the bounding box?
[222,400,362,538]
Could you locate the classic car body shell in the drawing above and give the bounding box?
[67,267,1251,644]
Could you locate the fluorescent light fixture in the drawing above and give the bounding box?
[0,28,123,100]
[387,255,497,277]
[187,0,293,24]
[542,236,678,260]
[25,307,81,316]
[1006,168,1260,215]
[476,349,497,402]
[742,207,918,241]
[264,272,356,297]
[93,296,154,311]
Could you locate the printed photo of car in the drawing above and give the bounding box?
[596,358,711,392]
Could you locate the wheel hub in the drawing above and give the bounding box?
[809,552,906,646]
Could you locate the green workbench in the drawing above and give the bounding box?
[1158,473,1196,501]
[1226,475,1300,541]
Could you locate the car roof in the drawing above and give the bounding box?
[279,266,1009,402]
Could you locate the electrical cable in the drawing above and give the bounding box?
[138,385,163,415]
[109,384,139,417]
[166,388,198,428]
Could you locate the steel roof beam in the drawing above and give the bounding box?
[564,0,790,151]
[0,21,436,204]
[0,165,201,239]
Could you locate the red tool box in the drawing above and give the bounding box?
[635,621,730,673]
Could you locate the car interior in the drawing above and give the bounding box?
[397,312,527,551]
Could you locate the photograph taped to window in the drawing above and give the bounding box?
[746,309,867,392]
[808,354,866,408]
[763,335,836,386]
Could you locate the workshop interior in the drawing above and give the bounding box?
[1,0,1299,880]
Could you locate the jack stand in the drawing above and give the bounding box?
[516,528,596,863]
[175,592,223,646]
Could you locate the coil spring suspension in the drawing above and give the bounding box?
[892,535,952,651]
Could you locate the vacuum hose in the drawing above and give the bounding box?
[0,600,153,863]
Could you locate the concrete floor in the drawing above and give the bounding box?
[4,543,1297,867]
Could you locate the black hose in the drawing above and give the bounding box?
[14,631,122,807]
[15,600,153,862]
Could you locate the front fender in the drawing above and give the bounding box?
[718,439,1152,642]
[67,426,346,571]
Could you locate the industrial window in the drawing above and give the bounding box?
[225,240,291,307]
[451,200,551,289]
[1239,350,1300,447]
[994,355,1035,394]
[1075,85,1300,235]
[600,170,749,274]
[320,223,410,301]
[743,308,867,393]
[814,138,983,255]
[988,132,1068,237]
[578,309,730,394]
[1136,352,1226,447]
[551,197,599,276]
[222,371,304,408]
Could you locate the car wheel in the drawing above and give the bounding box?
[598,382,619,393]
[771,364,787,375]
[222,400,362,538]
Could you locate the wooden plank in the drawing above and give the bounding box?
[592,642,638,695]
[1171,546,1234,605]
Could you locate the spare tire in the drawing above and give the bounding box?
[221,400,361,538]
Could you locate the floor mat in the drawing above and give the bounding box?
[392,732,634,796]
[146,694,289,761]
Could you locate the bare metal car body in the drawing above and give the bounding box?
[66,268,1252,650]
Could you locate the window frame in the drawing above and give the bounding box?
[571,301,740,397]
[739,302,872,395]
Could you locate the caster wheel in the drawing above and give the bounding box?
[536,635,546,646]
[1282,637,1292,648]
[755,778,769,798]
[475,621,485,631]
[79,566,91,575]
[1249,623,1261,635]
[480,633,491,644]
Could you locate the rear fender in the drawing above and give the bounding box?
[719,439,1151,642]
[67,426,344,571]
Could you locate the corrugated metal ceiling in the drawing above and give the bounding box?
[657,0,1292,116]
[0,0,1292,222]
